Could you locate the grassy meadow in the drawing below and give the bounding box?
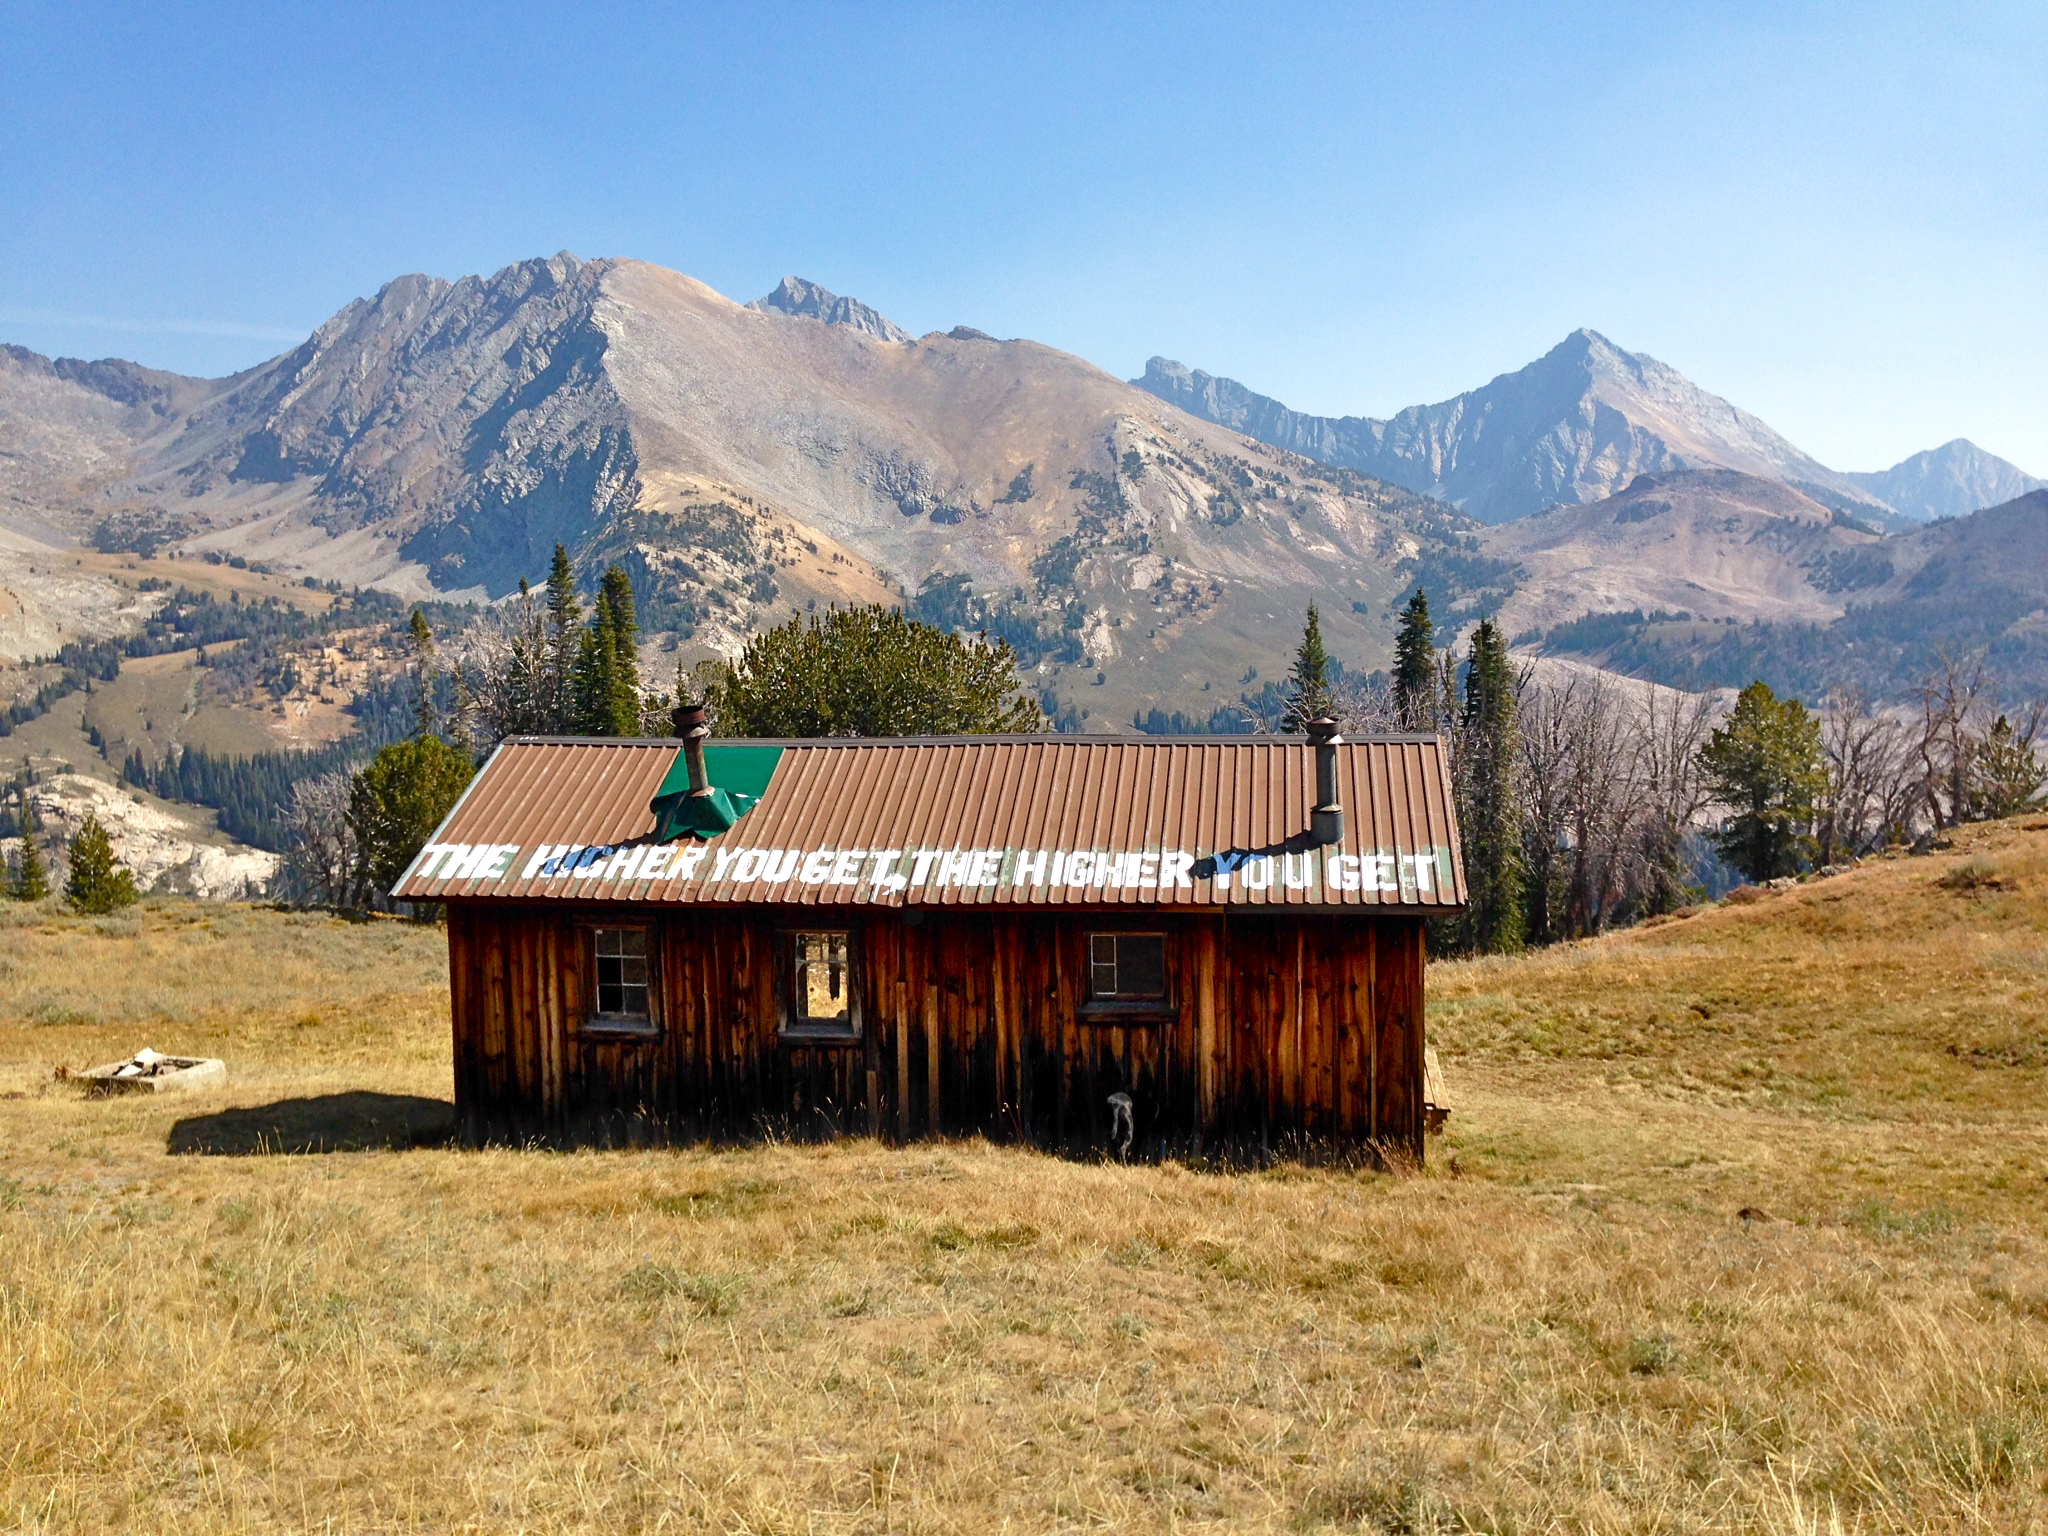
[3,823,2048,1532]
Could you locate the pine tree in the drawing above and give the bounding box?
[10,827,48,901]
[1392,588,1439,731]
[64,812,138,914]
[1281,602,1336,732]
[600,564,642,733]
[569,565,643,736]
[1699,681,1825,882]
[543,544,582,733]
[347,735,477,907]
[1455,619,1525,955]
[571,585,620,735]
[1973,714,2047,820]
[711,605,1043,736]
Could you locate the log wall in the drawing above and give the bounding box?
[444,903,1426,1160]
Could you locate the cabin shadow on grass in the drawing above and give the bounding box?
[168,1092,455,1155]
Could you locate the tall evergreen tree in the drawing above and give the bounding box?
[1973,714,2048,820]
[408,608,438,738]
[600,563,642,732]
[1281,603,1336,732]
[1699,680,1825,882]
[1392,588,1439,731]
[64,812,138,913]
[543,544,582,732]
[9,824,48,901]
[1455,619,1525,954]
[572,586,620,735]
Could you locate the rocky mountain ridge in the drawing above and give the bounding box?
[1139,333,2035,528]
[0,255,1471,721]
[747,275,912,343]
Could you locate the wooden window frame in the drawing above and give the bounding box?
[777,925,863,1044]
[580,922,661,1040]
[1079,929,1177,1022]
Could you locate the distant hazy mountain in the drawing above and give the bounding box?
[0,254,1463,718]
[1847,439,2043,522]
[1512,484,2048,698]
[1478,468,1889,639]
[746,275,912,344]
[1139,331,1886,525]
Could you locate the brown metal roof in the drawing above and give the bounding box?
[393,735,1466,912]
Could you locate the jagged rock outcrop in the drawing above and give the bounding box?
[747,276,912,344]
[29,774,277,899]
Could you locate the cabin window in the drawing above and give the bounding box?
[786,930,858,1038]
[1088,932,1167,1002]
[588,926,653,1032]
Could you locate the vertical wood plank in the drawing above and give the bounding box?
[923,981,941,1136]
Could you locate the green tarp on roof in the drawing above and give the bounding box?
[647,744,784,841]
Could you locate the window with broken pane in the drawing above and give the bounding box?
[792,931,854,1029]
[592,927,650,1022]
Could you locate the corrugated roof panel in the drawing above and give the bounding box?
[395,734,1465,911]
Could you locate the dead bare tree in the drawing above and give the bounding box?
[1629,682,1718,915]
[1917,652,1992,830]
[1514,674,1721,941]
[449,584,554,749]
[1912,653,2048,831]
[1818,687,1915,860]
[1517,675,1579,945]
[1330,671,1402,735]
[276,771,358,909]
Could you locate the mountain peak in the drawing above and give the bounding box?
[1847,438,2044,522]
[748,276,910,344]
[1137,330,1870,523]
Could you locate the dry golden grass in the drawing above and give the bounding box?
[3,826,2048,1532]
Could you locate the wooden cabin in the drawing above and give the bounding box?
[394,724,1465,1161]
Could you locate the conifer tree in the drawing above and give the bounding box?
[1282,602,1336,732]
[1973,714,2047,820]
[599,564,642,732]
[1392,588,1439,731]
[64,812,138,914]
[570,564,643,736]
[571,585,620,735]
[543,544,582,732]
[347,735,476,907]
[1699,680,1825,882]
[712,605,1043,736]
[10,826,48,902]
[1455,619,1525,954]
[9,786,47,903]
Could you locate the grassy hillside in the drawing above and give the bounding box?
[3,824,2047,1531]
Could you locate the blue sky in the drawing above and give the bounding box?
[3,2,2042,472]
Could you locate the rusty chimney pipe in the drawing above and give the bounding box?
[1307,715,1343,847]
[671,699,712,797]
